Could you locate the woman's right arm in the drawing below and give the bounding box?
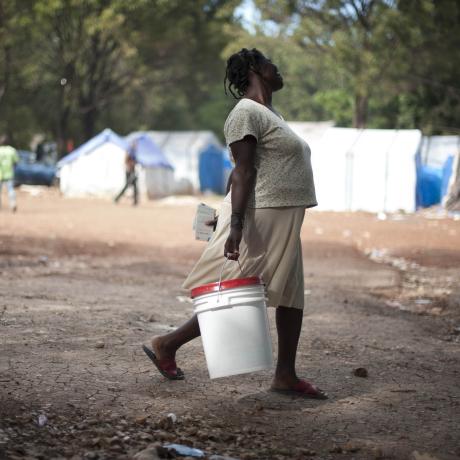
[225,169,233,194]
[224,135,257,260]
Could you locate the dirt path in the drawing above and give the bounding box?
[0,189,459,460]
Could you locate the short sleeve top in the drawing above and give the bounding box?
[223,98,317,209]
[0,146,19,181]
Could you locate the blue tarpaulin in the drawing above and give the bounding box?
[14,162,56,186]
[199,145,232,194]
[130,134,173,169]
[416,153,454,208]
[58,129,173,172]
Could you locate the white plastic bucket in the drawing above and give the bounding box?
[192,276,274,379]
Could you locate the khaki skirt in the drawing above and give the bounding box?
[183,198,306,310]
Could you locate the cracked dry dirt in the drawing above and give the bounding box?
[1,189,460,460]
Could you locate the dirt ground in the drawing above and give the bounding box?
[1,188,459,460]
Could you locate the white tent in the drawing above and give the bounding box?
[287,125,422,213]
[143,131,223,194]
[420,135,460,169]
[287,121,334,145]
[445,154,460,211]
[57,129,174,199]
[129,133,175,199]
[434,136,460,211]
[58,129,127,197]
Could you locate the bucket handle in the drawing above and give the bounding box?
[217,257,245,300]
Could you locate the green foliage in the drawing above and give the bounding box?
[0,0,459,153]
[313,90,353,126]
[254,0,460,132]
[1,0,239,153]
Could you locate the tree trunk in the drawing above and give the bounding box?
[0,44,11,131]
[353,93,368,128]
[56,85,70,157]
[83,107,97,140]
[0,0,9,109]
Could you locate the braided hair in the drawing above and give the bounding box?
[224,48,266,99]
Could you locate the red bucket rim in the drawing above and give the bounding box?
[190,276,263,298]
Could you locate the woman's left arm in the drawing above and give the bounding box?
[224,136,257,260]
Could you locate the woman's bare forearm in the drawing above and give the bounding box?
[224,165,255,258]
[225,169,233,194]
[224,137,257,259]
[228,137,257,228]
[230,165,256,227]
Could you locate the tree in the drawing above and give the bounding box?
[1,0,240,152]
[0,0,37,144]
[255,0,413,128]
[33,0,140,149]
[117,0,239,134]
[395,0,460,134]
[253,0,460,132]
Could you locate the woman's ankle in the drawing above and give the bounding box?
[273,368,299,385]
[152,335,176,359]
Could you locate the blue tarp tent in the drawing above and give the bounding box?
[416,161,443,208]
[416,135,459,208]
[131,134,173,170]
[141,131,225,194]
[199,145,232,194]
[14,150,56,186]
[416,156,454,208]
[57,129,129,197]
[57,129,127,168]
[58,128,175,199]
[128,133,175,199]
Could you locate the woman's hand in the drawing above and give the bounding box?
[205,217,218,231]
[224,227,243,260]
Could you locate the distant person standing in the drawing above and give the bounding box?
[114,140,138,206]
[0,136,19,213]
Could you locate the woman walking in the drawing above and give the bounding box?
[143,48,326,399]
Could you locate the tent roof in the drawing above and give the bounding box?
[57,129,127,167]
[126,130,222,158]
[131,133,173,169]
[286,121,334,146]
[126,130,223,192]
[309,127,422,154]
[144,131,222,153]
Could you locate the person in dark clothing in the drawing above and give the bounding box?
[114,141,138,206]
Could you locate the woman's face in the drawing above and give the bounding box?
[259,57,284,91]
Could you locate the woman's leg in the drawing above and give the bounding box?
[6,180,16,211]
[272,305,303,388]
[151,315,200,360]
[148,203,229,364]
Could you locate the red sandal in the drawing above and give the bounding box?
[142,345,185,380]
[270,379,328,399]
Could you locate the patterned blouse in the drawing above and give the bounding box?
[224,98,317,209]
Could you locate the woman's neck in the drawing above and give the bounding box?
[244,85,273,107]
